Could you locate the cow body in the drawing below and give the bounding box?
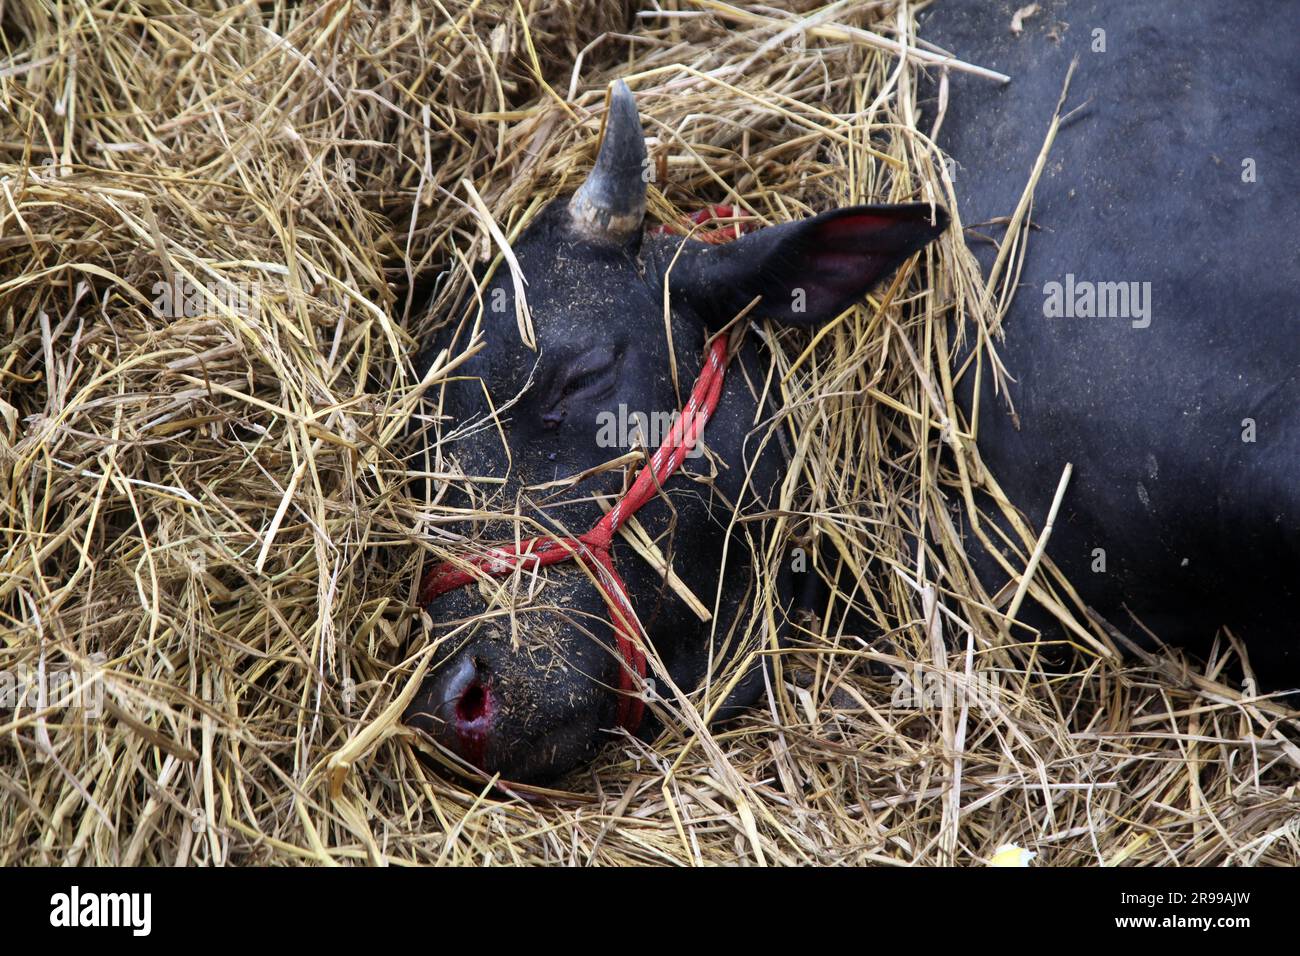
[921,1,1299,679]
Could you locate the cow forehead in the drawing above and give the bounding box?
[483,218,666,351]
[526,249,654,329]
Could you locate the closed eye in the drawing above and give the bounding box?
[558,346,623,401]
[562,367,611,397]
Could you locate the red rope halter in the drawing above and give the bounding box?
[418,207,749,735]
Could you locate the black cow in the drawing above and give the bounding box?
[404,82,947,782]
[920,0,1299,683]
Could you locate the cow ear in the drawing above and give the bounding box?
[669,203,947,327]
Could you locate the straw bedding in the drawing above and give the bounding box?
[0,0,1296,866]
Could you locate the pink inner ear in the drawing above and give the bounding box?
[816,213,908,241]
[802,251,884,315]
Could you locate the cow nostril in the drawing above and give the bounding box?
[456,681,489,723]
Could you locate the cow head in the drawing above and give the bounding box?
[404,82,947,783]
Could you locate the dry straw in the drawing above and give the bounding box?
[0,0,1295,866]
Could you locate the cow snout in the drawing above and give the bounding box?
[405,655,495,770]
[404,581,629,782]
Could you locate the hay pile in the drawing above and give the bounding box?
[1,0,1296,866]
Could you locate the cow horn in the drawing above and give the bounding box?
[568,80,647,244]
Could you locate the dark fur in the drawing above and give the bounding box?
[922,0,1299,683]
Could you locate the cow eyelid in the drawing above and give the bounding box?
[561,370,606,397]
[559,346,623,398]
